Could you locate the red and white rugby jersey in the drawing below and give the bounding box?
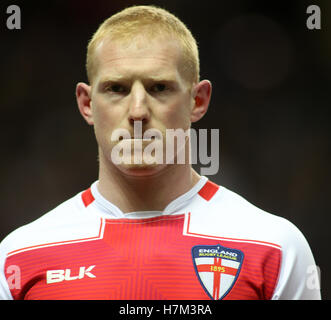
[0,177,321,300]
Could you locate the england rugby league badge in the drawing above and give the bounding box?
[192,244,244,300]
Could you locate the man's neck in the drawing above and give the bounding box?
[97,157,201,214]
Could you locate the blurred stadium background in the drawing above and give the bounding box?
[0,0,330,299]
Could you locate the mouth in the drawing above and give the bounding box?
[111,126,164,143]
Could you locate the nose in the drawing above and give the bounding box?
[128,82,150,125]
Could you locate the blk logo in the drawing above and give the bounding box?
[46,265,96,284]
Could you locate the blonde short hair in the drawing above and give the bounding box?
[86,5,200,84]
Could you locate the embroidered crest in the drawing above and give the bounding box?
[192,244,244,300]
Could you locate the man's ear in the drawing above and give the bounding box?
[191,80,212,123]
[76,82,94,125]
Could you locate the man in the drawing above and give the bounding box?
[0,5,321,300]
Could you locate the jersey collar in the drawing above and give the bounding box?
[89,176,208,219]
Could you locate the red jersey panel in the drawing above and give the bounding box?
[5,215,280,300]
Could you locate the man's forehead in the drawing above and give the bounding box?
[94,36,183,80]
[96,35,182,63]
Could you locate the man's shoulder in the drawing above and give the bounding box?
[0,191,89,257]
[192,182,308,250]
[194,182,320,300]
[202,183,289,223]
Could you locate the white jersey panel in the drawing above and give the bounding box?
[0,193,103,258]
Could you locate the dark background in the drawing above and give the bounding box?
[0,0,330,299]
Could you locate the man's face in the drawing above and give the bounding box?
[89,36,196,175]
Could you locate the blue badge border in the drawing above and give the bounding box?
[191,244,244,300]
